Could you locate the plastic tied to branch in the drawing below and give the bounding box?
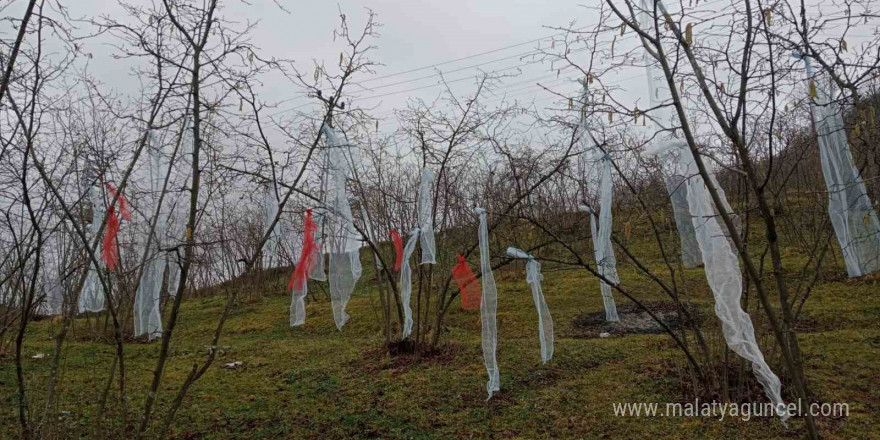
[797,54,880,277]
[391,229,403,271]
[322,126,362,330]
[677,139,790,422]
[289,209,318,327]
[102,206,120,270]
[418,168,437,264]
[506,247,554,364]
[399,228,420,338]
[134,132,167,340]
[475,208,500,398]
[309,208,327,281]
[78,184,105,313]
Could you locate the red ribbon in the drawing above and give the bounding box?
[288,209,318,291]
[102,206,121,270]
[105,183,132,221]
[390,229,403,272]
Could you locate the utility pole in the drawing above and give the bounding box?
[314,89,346,128]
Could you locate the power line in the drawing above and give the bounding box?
[269,5,876,118]
[359,25,594,84]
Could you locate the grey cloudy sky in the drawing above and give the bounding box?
[28,0,876,136]
[70,0,592,131]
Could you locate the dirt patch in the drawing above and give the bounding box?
[355,342,462,374]
[570,302,703,338]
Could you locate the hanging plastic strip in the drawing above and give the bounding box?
[476,208,500,398]
[670,139,789,422]
[78,182,105,313]
[575,94,621,322]
[796,53,880,277]
[134,131,166,340]
[323,126,362,330]
[418,168,437,264]
[399,228,420,338]
[637,0,703,268]
[263,184,281,269]
[289,209,318,327]
[506,247,554,364]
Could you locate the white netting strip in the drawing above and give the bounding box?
[576,83,620,321]
[638,0,704,268]
[360,203,382,269]
[682,144,789,422]
[418,168,437,265]
[290,281,307,327]
[323,126,362,331]
[665,174,703,268]
[262,185,281,268]
[399,228,420,339]
[134,132,165,339]
[475,208,500,398]
[506,247,554,364]
[800,57,880,277]
[79,183,105,313]
[309,208,327,281]
[596,157,620,321]
[165,118,194,296]
[40,238,65,315]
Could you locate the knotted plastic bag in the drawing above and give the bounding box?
[577,157,620,321]
[475,208,500,398]
[506,247,554,363]
[165,117,195,297]
[637,0,704,268]
[452,254,481,310]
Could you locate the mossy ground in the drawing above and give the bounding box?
[2,235,878,439]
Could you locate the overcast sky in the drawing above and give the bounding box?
[66,0,594,133]
[11,0,876,137]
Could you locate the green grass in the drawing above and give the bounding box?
[2,236,879,439]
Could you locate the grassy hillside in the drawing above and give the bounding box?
[2,237,879,439]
